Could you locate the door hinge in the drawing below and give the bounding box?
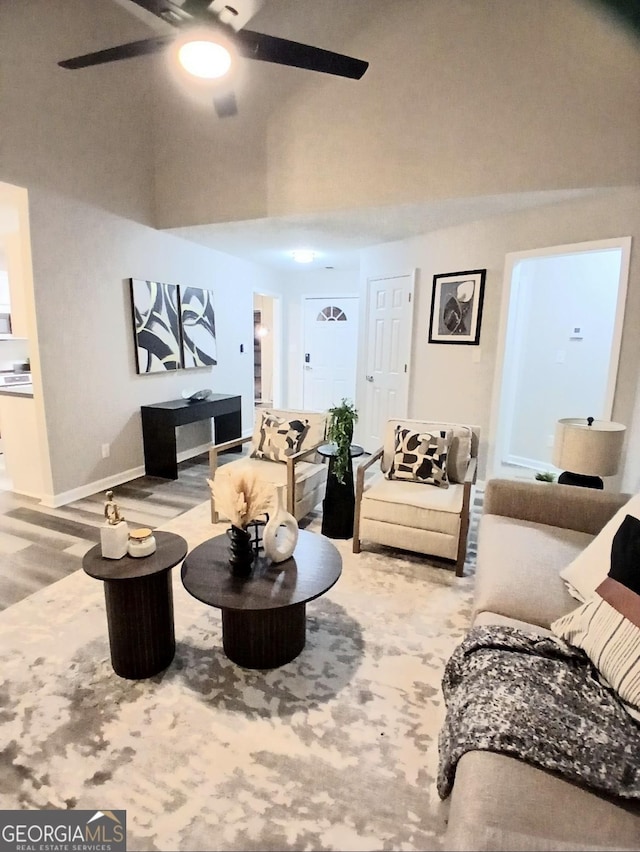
[408,292,412,302]
[404,364,407,373]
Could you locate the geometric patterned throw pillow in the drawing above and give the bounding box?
[385,426,451,488]
[551,514,640,722]
[251,412,310,463]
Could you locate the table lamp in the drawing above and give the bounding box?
[553,417,626,489]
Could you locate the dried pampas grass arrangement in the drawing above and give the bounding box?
[208,468,274,529]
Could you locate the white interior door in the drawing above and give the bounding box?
[362,272,415,452]
[302,297,359,411]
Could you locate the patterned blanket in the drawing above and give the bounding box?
[437,625,640,800]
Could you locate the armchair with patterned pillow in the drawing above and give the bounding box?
[209,408,328,523]
[353,419,480,576]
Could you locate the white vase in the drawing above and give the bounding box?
[263,484,298,563]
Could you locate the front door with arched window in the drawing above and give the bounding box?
[302,296,359,412]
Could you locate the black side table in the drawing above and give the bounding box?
[83,531,188,679]
[317,443,364,539]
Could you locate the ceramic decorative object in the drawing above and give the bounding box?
[227,524,254,576]
[128,527,157,558]
[263,484,298,564]
[100,490,128,559]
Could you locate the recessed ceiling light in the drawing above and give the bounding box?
[290,249,316,264]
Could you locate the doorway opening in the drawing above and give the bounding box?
[253,293,279,409]
[490,237,631,481]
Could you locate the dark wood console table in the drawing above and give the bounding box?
[141,394,241,479]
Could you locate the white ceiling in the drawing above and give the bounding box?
[167,188,603,271]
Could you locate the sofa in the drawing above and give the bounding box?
[443,478,640,851]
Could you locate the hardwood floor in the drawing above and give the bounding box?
[0,449,478,613]
[0,452,225,612]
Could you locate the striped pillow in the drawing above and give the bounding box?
[551,514,640,722]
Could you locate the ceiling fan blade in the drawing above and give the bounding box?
[58,35,174,69]
[234,29,368,79]
[213,90,239,118]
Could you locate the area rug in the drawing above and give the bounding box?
[0,499,479,852]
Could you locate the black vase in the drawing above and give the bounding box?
[227,525,254,576]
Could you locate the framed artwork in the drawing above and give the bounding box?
[428,268,486,345]
[130,278,182,373]
[179,286,217,368]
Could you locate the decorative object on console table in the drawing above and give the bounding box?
[100,490,128,559]
[553,416,626,489]
[208,468,272,576]
[181,388,213,403]
[179,286,217,368]
[263,483,299,563]
[130,278,181,373]
[428,269,486,345]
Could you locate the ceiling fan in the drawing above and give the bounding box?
[58,0,369,118]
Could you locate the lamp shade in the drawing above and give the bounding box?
[553,418,626,477]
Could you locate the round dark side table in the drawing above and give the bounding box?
[83,530,187,679]
[317,442,364,539]
[181,529,342,669]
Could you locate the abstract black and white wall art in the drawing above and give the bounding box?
[130,278,182,373]
[428,269,486,345]
[179,286,217,368]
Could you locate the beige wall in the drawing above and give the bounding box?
[358,188,640,492]
[151,0,640,226]
[28,187,281,502]
[0,0,157,224]
[1,1,287,502]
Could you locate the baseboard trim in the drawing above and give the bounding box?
[35,443,214,508]
[40,465,147,508]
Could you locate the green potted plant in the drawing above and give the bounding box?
[326,398,359,484]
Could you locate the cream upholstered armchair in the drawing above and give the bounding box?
[353,419,480,576]
[209,408,328,523]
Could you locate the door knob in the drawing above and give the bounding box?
[366,375,374,382]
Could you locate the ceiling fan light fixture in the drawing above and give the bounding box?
[291,249,316,264]
[178,39,233,79]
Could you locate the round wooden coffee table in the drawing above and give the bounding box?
[181,530,342,669]
[83,531,187,679]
